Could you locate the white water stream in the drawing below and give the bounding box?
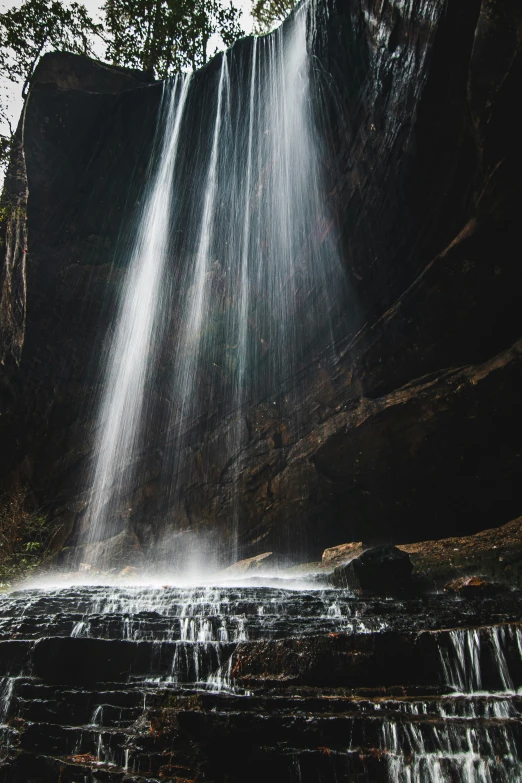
[85,75,191,551]
[83,4,345,563]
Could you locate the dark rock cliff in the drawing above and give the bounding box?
[1,0,521,565]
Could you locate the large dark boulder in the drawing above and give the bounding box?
[331,545,413,595]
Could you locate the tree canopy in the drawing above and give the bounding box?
[0,0,102,167]
[0,0,101,99]
[0,0,244,170]
[104,0,243,77]
[250,0,295,34]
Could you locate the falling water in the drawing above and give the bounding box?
[161,4,346,560]
[82,2,346,564]
[84,75,191,552]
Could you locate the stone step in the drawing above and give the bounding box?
[3,622,521,694]
[0,637,236,682]
[2,587,521,628]
[4,743,521,783]
[145,689,522,719]
[1,586,522,782]
[14,681,147,708]
[16,723,130,760]
[231,623,522,691]
[7,702,521,783]
[0,612,391,642]
[17,699,143,729]
[0,585,353,617]
[8,679,522,726]
[1,752,127,782]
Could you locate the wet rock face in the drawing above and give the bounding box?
[444,575,505,599]
[82,530,144,571]
[0,54,162,522]
[1,0,522,560]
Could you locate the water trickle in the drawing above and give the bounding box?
[0,677,15,724]
[441,626,520,695]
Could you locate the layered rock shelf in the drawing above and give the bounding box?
[1,582,522,781]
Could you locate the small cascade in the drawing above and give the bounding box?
[442,628,484,693]
[0,677,15,724]
[441,626,522,694]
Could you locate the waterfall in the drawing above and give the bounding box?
[82,2,346,565]
[161,3,346,562]
[84,75,191,553]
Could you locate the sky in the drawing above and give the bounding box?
[0,0,254,138]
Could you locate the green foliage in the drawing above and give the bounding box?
[103,0,243,76]
[0,0,102,97]
[0,487,55,589]
[0,0,244,172]
[251,0,295,34]
[0,132,12,171]
[0,83,14,171]
[0,0,102,175]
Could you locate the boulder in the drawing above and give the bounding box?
[321,542,366,569]
[80,530,144,570]
[119,565,141,578]
[444,575,506,598]
[330,545,413,595]
[219,552,290,577]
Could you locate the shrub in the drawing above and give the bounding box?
[0,487,55,588]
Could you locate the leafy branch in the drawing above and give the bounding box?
[251,0,295,34]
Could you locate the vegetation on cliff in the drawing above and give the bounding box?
[0,0,298,168]
[0,0,247,168]
[0,487,55,588]
[0,0,101,166]
[104,0,243,75]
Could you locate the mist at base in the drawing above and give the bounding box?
[13,572,326,592]
[10,544,328,592]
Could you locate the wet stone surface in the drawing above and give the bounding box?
[0,583,521,781]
